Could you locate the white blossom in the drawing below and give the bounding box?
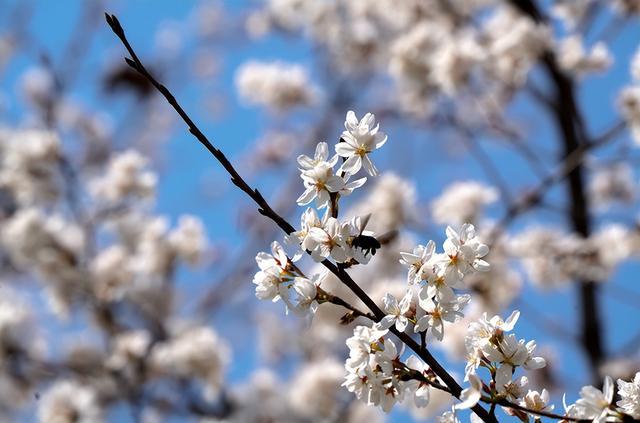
[521,389,554,414]
[305,216,350,262]
[565,376,616,422]
[589,163,636,208]
[455,372,483,410]
[379,291,412,332]
[436,407,461,423]
[1,208,84,316]
[168,215,208,265]
[0,129,61,205]
[557,35,612,76]
[38,380,103,423]
[616,372,640,419]
[253,241,292,303]
[399,241,436,285]
[151,325,230,401]
[289,358,348,420]
[235,60,319,111]
[90,149,156,202]
[297,141,338,171]
[618,85,640,145]
[415,294,469,341]
[431,181,498,226]
[90,245,133,302]
[297,160,366,209]
[439,224,490,279]
[336,111,388,176]
[106,330,151,376]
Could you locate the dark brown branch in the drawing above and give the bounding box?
[509,0,605,384]
[405,371,589,422]
[105,13,497,422]
[491,398,589,422]
[316,286,375,321]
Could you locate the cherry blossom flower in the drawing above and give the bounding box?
[439,224,490,280]
[38,380,103,423]
[297,141,339,171]
[400,241,436,284]
[565,376,616,422]
[287,276,319,318]
[379,291,412,332]
[297,162,366,208]
[415,294,469,341]
[456,373,483,410]
[617,372,640,418]
[306,217,350,262]
[235,60,319,111]
[436,407,461,423]
[405,355,431,408]
[336,111,387,176]
[521,389,554,414]
[498,375,529,402]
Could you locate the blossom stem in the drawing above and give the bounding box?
[315,286,375,321]
[487,397,589,422]
[405,370,591,422]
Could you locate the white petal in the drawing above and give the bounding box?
[603,376,614,403]
[324,175,346,192]
[414,316,429,333]
[455,387,481,410]
[362,154,378,176]
[379,315,396,330]
[503,310,520,331]
[297,154,314,169]
[340,155,362,175]
[396,317,408,332]
[335,141,357,157]
[343,177,367,193]
[296,187,316,205]
[375,133,388,149]
[314,142,329,161]
[345,110,358,131]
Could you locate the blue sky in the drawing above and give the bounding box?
[2,1,640,421]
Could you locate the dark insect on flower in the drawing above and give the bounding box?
[351,234,381,257]
[350,214,380,257]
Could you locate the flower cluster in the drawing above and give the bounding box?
[618,46,640,145]
[457,310,546,411]
[339,224,490,413]
[253,110,388,320]
[0,129,61,206]
[397,224,489,341]
[557,35,612,76]
[564,372,640,422]
[235,60,320,111]
[342,325,431,412]
[431,181,498,227]
[253,240,319,321]
[510,224,634,287]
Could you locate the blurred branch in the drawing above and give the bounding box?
[510,0,606,384]
[58,0,104,88]
[514,298,579,343]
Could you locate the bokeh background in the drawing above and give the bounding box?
[1,0,640,422]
